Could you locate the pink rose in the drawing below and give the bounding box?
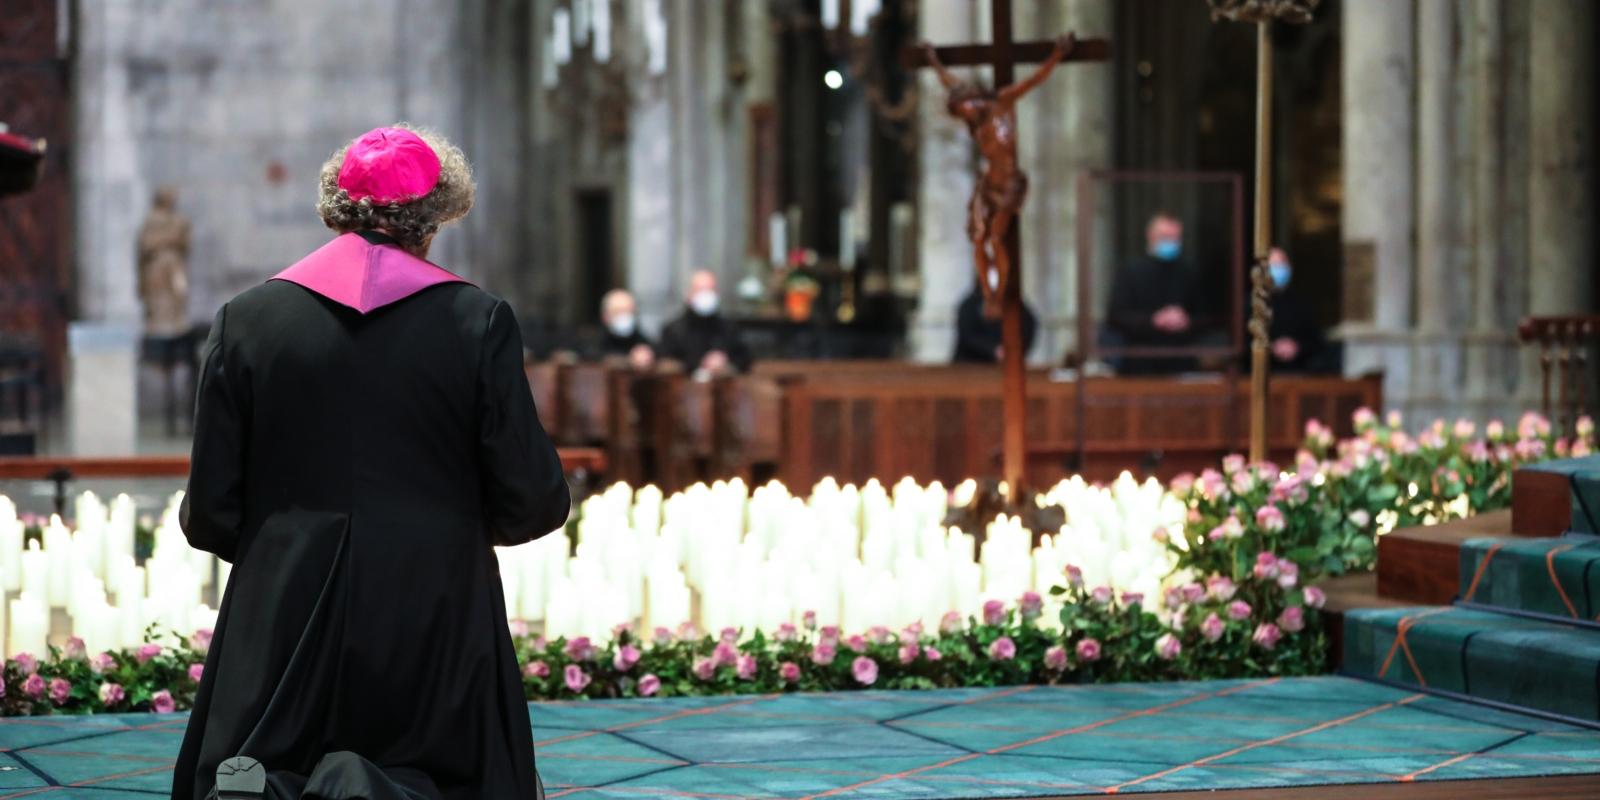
[1253,623,1282,650]
[564,664,592,693]
[1120,592,1144,608]
[712,641,739,667]
[988,636,1016,661]
[1044,645,1068,671]
[1063,565,1084,588]
[720,627,740,644]
[1151,526,1170,544]
[525,660,550,679]
[851,656,879,686]
[653,626,674,645]
[1018,591,1043,620]
[869,626,895,645]
[845,635,868,654]
[819,625,841,644]
[1169,472,1196,494]
[736,655,758,680]
[508,619,529,638]
[1201,613,1224,642]
[1278,606,1305,634]
[898,643,919,665]
[692,657,716,680]
[1090,586,1113,605]
[12,653,37,674]
[23,673,46,699]
[775,623,798,642]
[1453,419,1476,439]
[982,599,1007,626]
[924,646,942,662]
[151,689,176,713]
[1155,633,1181,661]
[1181,583,1206,604]
[189,628,214,655]
[1223,454,1246,474]
[676,622,699,640]
[1227,601,1253,621]
[1076,638,1102,663]
[1277,560,1299,590]
[900,624,922,645]
[98,682,125,707]
[1253,553,1281,581]
[135,644,162,665]
[802,610,818,630]
[1210,515,1244,541]
[939,611,964,634]
[532,635,548,650]
[1255,505,1286,533]
[1231,470,1255,495]
[188,663,205,683]
[564,637,595,661]
[779,661,802,683]
[810,643,836,666]
[638,673,661,697]
[90,652,116,675]
[1207,576,1236,602]
[1486,419,1505,440]
[48,677,71,705]
[63,637,87,661]
[1164,587,1186,610]
[614,645,641,672]
[1198,469,1227,500]
[611,623,631,641]
[1303,586,1326,609]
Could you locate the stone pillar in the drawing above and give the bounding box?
[627,2,679,335]
[909,4,982,362]
[1411,0,1463,420]
[1528,0,1596,316]
[1338,1,1415,411]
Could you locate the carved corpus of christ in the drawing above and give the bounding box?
[923,34,1075,319]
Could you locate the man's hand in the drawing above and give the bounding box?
[1271,337,1299,363]
[700,350,730,374]
[629,344,655,371]
[1152,305,1191,333]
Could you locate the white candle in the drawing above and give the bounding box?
[551,9,572,66]
[8,593,48,658]
[592,0,611,63]
[0,503,22,593]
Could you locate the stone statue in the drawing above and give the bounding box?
[923,35,1074,318]
[137,187,191,336]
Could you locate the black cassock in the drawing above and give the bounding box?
[173,233,569,799]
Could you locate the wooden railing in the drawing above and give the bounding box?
[1518,315,1599,437]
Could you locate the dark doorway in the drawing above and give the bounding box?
[575,188,616,319]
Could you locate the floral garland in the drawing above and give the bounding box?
[1,410,1588,715]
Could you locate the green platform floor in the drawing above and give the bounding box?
[3,677,1600,798]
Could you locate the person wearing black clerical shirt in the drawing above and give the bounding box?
[596,288,655,370]
[659,269,752,376]
[1262,247,1328,372]
[173,126,565,800]
[1103,212,1210,374]
[953,275,1038,363]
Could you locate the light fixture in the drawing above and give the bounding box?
[824,69,844,90]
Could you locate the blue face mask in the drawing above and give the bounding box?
[1269,262,1291,289]
[1151,238,1182,261]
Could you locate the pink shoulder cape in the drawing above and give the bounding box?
[269,232,471,314]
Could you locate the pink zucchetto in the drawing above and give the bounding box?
[336,127,441,205]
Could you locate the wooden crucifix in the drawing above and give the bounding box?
[903,1,1110,494]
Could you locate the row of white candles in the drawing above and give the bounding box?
[2,494,219,659]
[500,474,1185,642]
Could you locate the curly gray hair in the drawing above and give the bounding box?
[315,124,475,254]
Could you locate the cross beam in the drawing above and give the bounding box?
[903,0,1110,496]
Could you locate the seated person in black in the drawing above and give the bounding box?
[659,270,751,376]
[1102,212,1213,374]
[953,274,1038,363]
[1262,247,1329,372]
[596,289,655,370]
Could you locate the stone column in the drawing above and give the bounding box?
[909,3,982,362]
[1338,1,1415,411]
[1411,0,1463,421]
[627,1,679,335]
[1528,0,1596,316]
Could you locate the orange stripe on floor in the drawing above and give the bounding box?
[1376,608,1449,686]
[1547,544,1580,618]
[1461,542,1505,602]
[1102,693,1426,794]
[1398,751,1477,782]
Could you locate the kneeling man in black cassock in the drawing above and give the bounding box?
[174,125,569,800]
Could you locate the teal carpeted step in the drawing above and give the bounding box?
[1521,454,1600,534]
[1459,535,1600,620]
[1343,606,1600,721]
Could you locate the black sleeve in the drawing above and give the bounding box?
[180,304,249,561]
[1106,267,1155,337]
[478,300,571,546]
[721,319,753,373]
